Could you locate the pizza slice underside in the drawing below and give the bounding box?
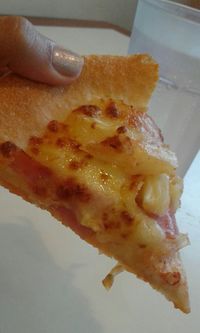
[0,55,190,313]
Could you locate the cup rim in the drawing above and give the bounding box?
[143,0,200,24]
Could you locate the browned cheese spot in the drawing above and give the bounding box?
[29,136,43,146]
[74,105,101,117]
[68,160,85,170]
[117,126,127,134]
[120,211,133,226]
[101,135,122,151]
[85,153,93,160]
[0,141,17,158]
[68,139,81,151]
[56,138,67,148]
[102,212,120,230]
[138,244,147,249]
[121,232,129,240]
[57,178,91,203]
[105,102,120,118]
[47,120,60,132]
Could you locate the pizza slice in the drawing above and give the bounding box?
[0,54,190,313]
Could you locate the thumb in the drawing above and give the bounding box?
[0,16,84,85]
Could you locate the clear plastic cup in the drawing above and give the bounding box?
[129,0,200,176]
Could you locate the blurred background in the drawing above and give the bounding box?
[0,0,199,32]
[0,0,137,32]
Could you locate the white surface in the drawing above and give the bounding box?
[0,26,199,333]
[36,26,130,55]
[0,0,137,30]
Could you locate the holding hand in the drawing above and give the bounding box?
[0,16,84,85]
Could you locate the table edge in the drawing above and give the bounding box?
[5,16,131,36]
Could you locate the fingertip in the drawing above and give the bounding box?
[52,46,84,80]
[0,16,84,86]
[36,46,84,86]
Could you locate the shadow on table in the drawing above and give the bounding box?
[0,217,102,333]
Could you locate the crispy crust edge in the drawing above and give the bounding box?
[0,54,158,148]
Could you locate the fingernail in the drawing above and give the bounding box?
[52,46,84,77]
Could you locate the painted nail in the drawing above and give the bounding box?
[52,46,84,77]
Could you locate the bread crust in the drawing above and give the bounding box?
[0,54,158,148]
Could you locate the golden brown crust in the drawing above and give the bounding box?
[0,54,158,148]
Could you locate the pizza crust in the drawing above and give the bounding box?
[0,54,158,148]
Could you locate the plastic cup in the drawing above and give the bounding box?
[129,0,200,176]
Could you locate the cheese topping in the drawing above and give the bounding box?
[25,99,185,256]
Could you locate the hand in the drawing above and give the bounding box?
[0,16,84,85]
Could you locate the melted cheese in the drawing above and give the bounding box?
[27,100,182,251]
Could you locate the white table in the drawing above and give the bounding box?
[0,26,199,333]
